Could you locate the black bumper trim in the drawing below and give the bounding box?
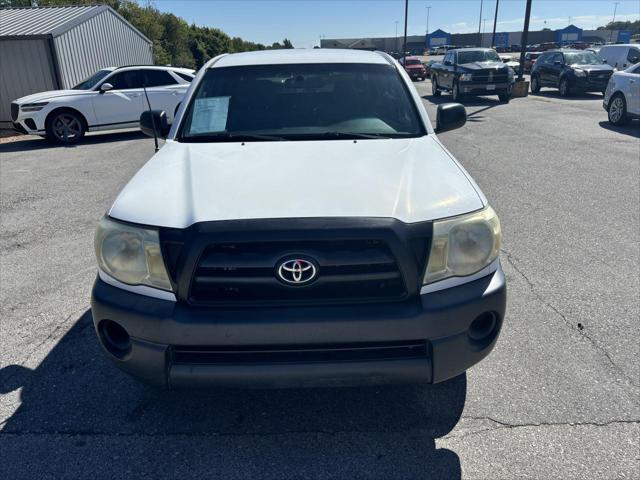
[91,265,506,388]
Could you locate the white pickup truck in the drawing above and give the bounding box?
[91,49,506,389]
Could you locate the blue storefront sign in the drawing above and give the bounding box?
[494,32,509,47]
[617,30,632,43]
[426,29,451,47]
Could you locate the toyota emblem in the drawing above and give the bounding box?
[276,258,318,285]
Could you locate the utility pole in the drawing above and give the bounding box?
[491,0,500,48]
[477,0,484,47]
[395,20,399,53]
[402,0,409,64]
[610,2,619,43]
[517,0,532,81]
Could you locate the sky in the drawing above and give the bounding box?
[153,0,640,48]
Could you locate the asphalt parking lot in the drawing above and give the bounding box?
[1,84,638,479]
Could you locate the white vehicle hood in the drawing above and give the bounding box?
[16,89,90,103]
[109,136,485,228]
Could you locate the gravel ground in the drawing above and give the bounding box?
[0,84,638,479]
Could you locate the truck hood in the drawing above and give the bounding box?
[570,64,614,73]
[16,89,90,103]
[458,61,507,71]
[109,136,485,229]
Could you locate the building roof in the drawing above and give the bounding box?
[212,48,390,68]
[0,5,150,43]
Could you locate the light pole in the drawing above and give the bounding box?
[610,2,620,42]
[426,5,431,52]
[491,0,500,48]
[402,0,409,64]
[477,0,484,47]
[426,5,431,35]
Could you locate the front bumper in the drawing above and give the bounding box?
[573,76,610,92]
[459,82,510,95]
[91,265,506,389]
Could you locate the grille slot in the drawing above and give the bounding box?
[471,70,509,83]
[172,340,428,365]
[10,102,19,122]
[189,239,407,305]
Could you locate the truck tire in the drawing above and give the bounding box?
[432,76,441,97]
[498,92,510,103]
[452,81,463,101]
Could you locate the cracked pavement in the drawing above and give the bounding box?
[1,84,639,479]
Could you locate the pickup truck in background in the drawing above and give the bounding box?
[430,48,513,102]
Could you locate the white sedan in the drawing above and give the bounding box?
[10,65,194,144]
[604,62,640,126]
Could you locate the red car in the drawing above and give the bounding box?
[524,52,542,73]
[400,56,427,81]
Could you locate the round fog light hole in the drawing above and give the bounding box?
[100,320,131,358]
[468,312,498,342]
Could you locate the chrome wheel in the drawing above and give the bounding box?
[52,113,82,142]
[608,96,626,125]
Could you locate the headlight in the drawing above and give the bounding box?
[424,206,501,285]
[94,217,172,291]
[574,69,586,77]
[21,102,49,112]
[459,73,473,81]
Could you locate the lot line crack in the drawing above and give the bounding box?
[501,249,639,388]
[448,417,640,440]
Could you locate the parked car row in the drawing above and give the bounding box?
[11,65,195,144]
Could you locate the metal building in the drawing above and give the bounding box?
[0,5,152,126]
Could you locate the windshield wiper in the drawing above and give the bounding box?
[181,131,287,142]
[317,131,392,140]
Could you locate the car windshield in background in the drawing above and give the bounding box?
[564,52,601,65]
[405,59,422,65]
[72,69,112,90]
[179,63,424,142]
[457,50,502,64]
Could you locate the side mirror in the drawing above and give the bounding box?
[140,110,169,139]
[99,83,113,94]
[602,59,607,63]
[444,60,452,66]
[435,103,466,133]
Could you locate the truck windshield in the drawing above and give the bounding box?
[72,69,112,90]
[178,63,424,142]
[564,52,601,65]
[457,50,502,64]
[405,59,422,66]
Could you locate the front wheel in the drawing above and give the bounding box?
[608,94,629,126]
[498,92,510,103]
[45,110,86,144]
[559,78,571,97]
[432,76,441,97]
[530,75,540,93]
[452,81,463,101]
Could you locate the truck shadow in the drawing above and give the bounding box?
[0,310,466,479]
[0,130,148,153]
[529,90,604,101]
[598,120,640,138]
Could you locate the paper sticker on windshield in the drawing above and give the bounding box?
[189,96,230,134]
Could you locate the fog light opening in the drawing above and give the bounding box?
[99,320,131,358]
[468,312,498,342]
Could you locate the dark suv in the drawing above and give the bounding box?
[430,48,513,102]
[530,50,614,96]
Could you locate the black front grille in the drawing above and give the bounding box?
[172,340,428,365]
[471,69,509,83]
[188,239,407,305]
[10,102,19,122]
[588,71,612,81]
